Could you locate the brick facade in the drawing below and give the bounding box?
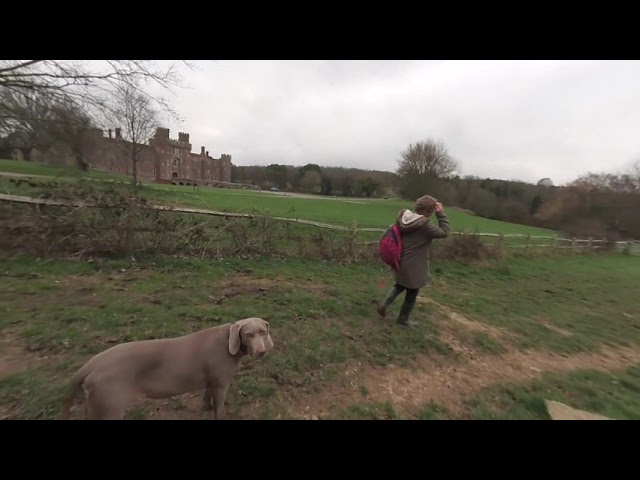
[83,127,232,185]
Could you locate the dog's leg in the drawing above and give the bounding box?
[212,385,229,420]
[86,396,128,420]
[85,383,130,420]
[203,385,214,411]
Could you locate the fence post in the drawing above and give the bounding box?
[588,237,593,251]
[552,235,557,253]
[571,237,577,253]
[525,234,531,252]
[349,221,358,261]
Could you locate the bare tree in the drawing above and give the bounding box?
[572,160,640,195]
[630,158,640,188]
[106,82,159,187]
[0,60,192,125]
[398,139,459,178]
[299,170,322,194]
[0,60,199,164]
[0,89,94,164]
[397,139,460,200]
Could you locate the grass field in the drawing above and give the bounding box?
[0,159,557,236]
[2,159,636,420]
[2,253,639,420]
[0,158,132,182]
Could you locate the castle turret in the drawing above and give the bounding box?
[220,154,232,183]
[155,127,170,139]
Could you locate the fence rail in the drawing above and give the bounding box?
[1,193,638,254]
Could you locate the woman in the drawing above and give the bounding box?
[377,195,450,326]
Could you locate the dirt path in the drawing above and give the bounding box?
[0,171,53,179]
[135,340,640,421]
[0,343,36,378]
[0,329,50,379]
[282,300,640,419]
[294,344,640,419]
[256,189,367,203]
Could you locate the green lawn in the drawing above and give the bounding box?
[432,255,640,355]
[0,159,557,236]
[1,253,638,420]
[469,365,640,420]
[0,158,130,182]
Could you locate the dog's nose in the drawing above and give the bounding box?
[257,351,266,358]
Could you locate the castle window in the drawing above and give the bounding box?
[172,157,180,169]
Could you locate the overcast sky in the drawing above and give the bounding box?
[144,60,640,185]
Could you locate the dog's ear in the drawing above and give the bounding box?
[228,320,243,355]
[264,320,274,351]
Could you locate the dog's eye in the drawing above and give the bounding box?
[259,330,267,335]
[246,332,254,338]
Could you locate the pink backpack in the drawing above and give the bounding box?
[379,224,403,270]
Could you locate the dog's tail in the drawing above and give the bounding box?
[59,369,87,420]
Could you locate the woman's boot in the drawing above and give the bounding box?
[397,296,417,327]
[377,284,403,318]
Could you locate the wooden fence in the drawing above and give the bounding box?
[1,193,638,255]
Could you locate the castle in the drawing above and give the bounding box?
[81,127,232,185]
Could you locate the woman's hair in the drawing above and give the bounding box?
[415,195,437,215]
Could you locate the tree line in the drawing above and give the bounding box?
[231,163,398,198]
[234,139,639,240]
[394,139,639,240]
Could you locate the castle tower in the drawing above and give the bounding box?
[155,127,170,139]
[220,154,232,183]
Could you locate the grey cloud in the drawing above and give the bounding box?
[142,60,640,185]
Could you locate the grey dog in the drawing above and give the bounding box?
[60,317,274,420]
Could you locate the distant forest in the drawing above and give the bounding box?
[232,140,640,240]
